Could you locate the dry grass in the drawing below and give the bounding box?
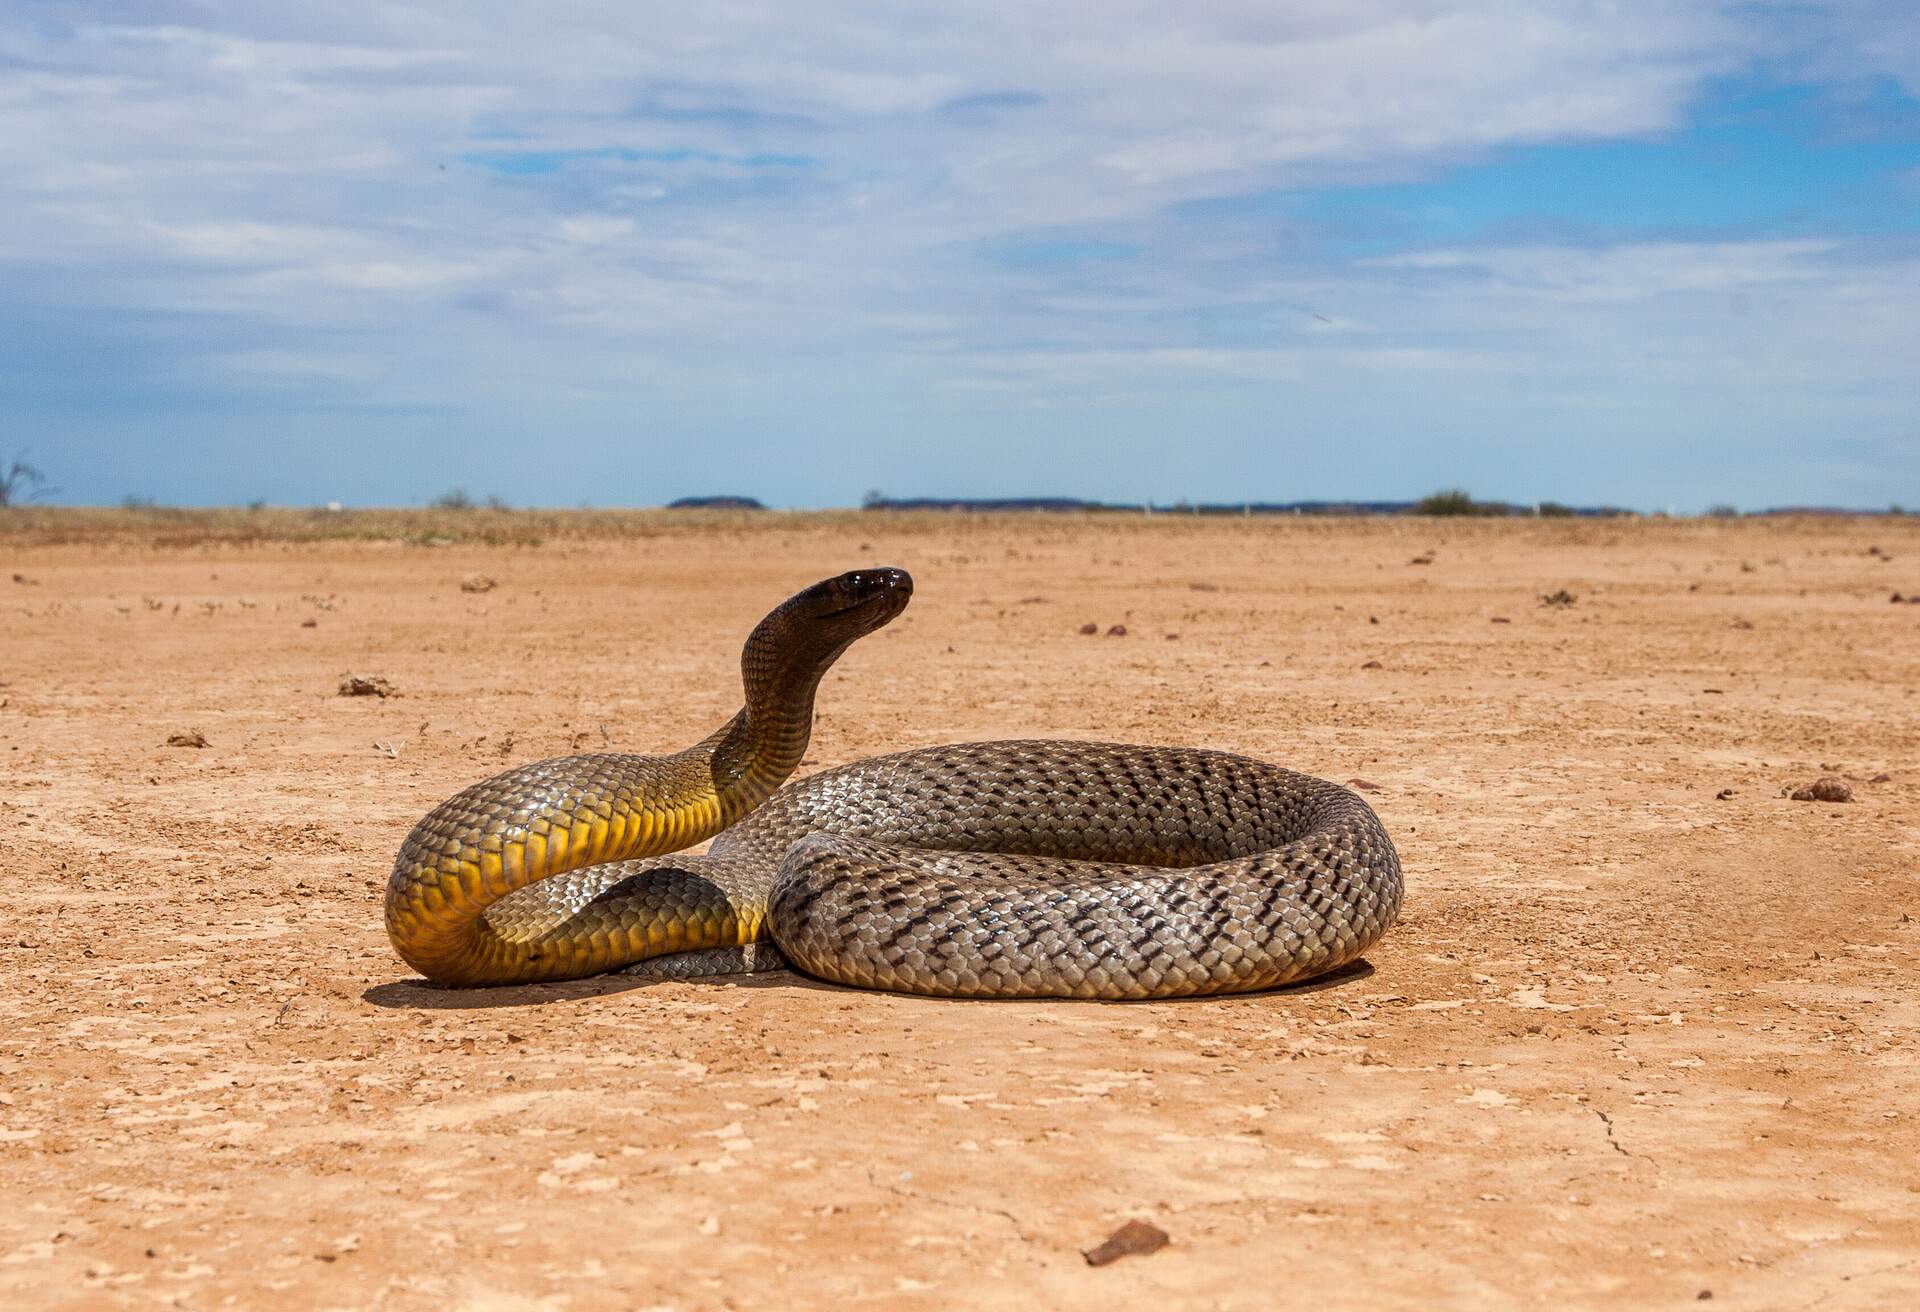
[4,504,1912,555]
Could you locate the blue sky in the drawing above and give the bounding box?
[2,2,1917,511]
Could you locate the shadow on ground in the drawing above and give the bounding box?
[360,958,1374,1011]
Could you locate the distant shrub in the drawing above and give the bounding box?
[485,494,512,511]
[1413,489,1482,514]
[1536,501,1576,518]
[122,494,157,510]
[431,488,475,510]
[1706,503,1740,519]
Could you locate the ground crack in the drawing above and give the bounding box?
[1591,1107,1639,1160]
[867,1168,1036,1243]
[1802,1256,1920,1309]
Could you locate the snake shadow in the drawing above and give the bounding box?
[360,958,1375,1011]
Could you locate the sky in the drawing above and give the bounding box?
[2,2,1917,512]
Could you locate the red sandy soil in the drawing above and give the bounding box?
[2,511,1916,1310]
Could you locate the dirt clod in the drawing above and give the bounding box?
[1790,777,1854,803]
[1083,1219,1169,1266]
[1540,589,1577,607]
[338,674,396,698]
[460,574,498,593]
[164,730,209,748]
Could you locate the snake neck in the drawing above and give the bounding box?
[701,699,811,818]
[709,614,858,802]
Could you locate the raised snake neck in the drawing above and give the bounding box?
[384,569,1402,998]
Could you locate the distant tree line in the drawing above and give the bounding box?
[858,488,1638,518]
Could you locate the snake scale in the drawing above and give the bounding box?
[385,569,1403,998]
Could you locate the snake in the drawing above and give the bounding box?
[384,568,1403,998]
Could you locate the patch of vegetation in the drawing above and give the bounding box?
[431,488,475,510]
[1413,488,1510,517]
[1536,501,1576,518]
[1706,503,1741,518]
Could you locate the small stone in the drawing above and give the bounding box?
[1105,625,1127,637]
[1078,622,1098,635]
[300,618,318,628]
[1083,1219,1169,1266]
[1716,788,1735,800]
[165,730,209,748]
[1347,778,1382,793]
[460,574,498,594]
[1360,659,1382,669]
[339,674,396,698]
[1409,555,1433,566]
[1789,777,1853,803]
[1869,772,1892,783]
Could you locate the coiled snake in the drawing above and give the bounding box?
[385,569,1402,997]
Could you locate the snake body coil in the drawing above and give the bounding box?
[385,569,1402,998]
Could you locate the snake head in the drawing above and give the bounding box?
[742,569,913,705]
[804,567,914,631]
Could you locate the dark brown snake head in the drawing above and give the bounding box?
[790,567,914,632]
[741,568,913,698]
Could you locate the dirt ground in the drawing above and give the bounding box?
[2,510,1916,1311]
